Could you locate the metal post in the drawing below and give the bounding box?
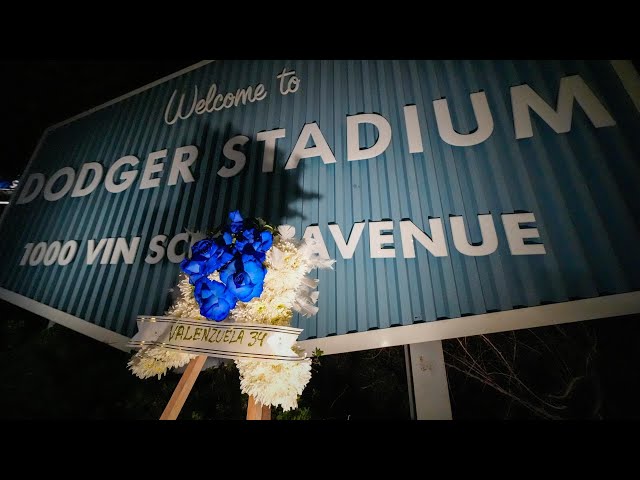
[404,341,452,420]
[404,344,417,420]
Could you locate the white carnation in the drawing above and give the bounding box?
[128,274,202,380]
[235,358,312,411]
[128,346,196,380]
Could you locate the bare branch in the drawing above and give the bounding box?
[445,361,562,420]
[548,375,585,401]
[330,385,349,411]
[479,334,567,411]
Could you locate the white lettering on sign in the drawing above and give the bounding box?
[71,162,103,198]
[257,129,287,173]
[400,219,448,258]
[164,82,268,125]
[13,74,616,205]
[20,240,78,266]
[11,69,618,276]
[328,222,366,259]
[16,145,198,205]
[17,214,547,268]
[511,75,616,139]
[286,215,543,261]
[433,91,494,147]
[369,221,396,258]
[219,136,249,178]
[502,213,547,255]
[285,123,337,170]
[346,114,392,161]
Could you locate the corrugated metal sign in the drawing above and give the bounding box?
[1,60,638,346]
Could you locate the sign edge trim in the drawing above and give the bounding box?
[3,286,638,356]
[0,287,131,352]
[298,291,640,355]
[48,60,215,132]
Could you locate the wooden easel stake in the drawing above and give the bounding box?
[159,356,273,421]
[247,395,272,420]
[160,355,207,420]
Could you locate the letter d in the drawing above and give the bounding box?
[347,113,392,161]
[71,162,104,197]
[16,173,45,205]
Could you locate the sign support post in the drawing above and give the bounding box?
[403,345,417,419]
[405,341,453,420]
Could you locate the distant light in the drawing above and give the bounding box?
[0,179,19,191]
[0,201,9,205]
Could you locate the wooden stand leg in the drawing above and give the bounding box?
[160,355,207,420]
[159,356,272,421]
[247,395,272,420]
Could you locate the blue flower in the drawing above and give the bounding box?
[235,228,273,262]
[253,230,273,253]
[234,228,257,252]
[228,210,244,234]
[194,278,237,321]
[180,257,206,283]
[180,239,214,282]
[221,231,234,246]
[180,238,233,284]
[220,255,266,302]
[191,238,215,258]
[241,246,266,263]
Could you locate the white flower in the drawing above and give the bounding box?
[277,225,296,239]
[128,345,196,380]
[128,274,203,379]
[235,358,312,411]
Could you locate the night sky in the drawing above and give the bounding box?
[0,61,200,182]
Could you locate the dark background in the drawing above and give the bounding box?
[0,60,639,419]
[0,60,200,181]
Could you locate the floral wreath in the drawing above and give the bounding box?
[128,211,335,411]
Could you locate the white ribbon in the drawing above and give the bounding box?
[128,316,305,362]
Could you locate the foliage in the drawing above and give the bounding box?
[0,302,409,419]
[275,406,312,420]
[294,347,411,420]
[4,300,639,419]
[442,317,640,419]
[0,313,244,419]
